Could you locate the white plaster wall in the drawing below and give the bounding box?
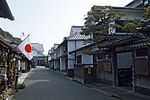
[60,58,66,71]
[67,40,85,69]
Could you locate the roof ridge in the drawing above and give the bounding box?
[67,32,78,39]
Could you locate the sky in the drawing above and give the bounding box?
[0,0,132,54]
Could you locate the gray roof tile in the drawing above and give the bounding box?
[67,26,91,40]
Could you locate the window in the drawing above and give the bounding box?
[135,48,149,75]
[136,48,148,57]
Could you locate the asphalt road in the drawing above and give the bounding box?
[14,66,119,100]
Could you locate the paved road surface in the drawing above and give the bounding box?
[14,66,119,100]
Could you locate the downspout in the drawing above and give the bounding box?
[132,49,136,92]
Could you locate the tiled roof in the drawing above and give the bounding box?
[67,32,91,40]
[0,0,14,20]
[31,43,44,52]
[67,26,91,40]
[31,43,44,56]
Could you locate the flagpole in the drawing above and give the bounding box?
[22,34,30,42]
[20,32,24,39]
[17,34,30,48]
[17,34,33,60]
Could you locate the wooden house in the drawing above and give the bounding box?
[60,26,91,77]
[68,2,150,95]
[0,0,16,94]
[69,43,95,83]
[0,36,19,94]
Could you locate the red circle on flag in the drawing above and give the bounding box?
[25,44,32,53]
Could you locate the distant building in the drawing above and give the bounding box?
[48,26,92,77]
[48,44,59,69]
[31,43,46,66]
[31,43,44,56]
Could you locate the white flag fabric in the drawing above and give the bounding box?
[18,35,33,60]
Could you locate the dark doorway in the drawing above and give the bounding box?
[117,52,133,86]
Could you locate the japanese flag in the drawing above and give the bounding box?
[18,35,33,60]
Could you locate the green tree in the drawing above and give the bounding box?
[80,6,121,41]
[123,20,140,33]
[81,5,140,42]
[143,4,150,19]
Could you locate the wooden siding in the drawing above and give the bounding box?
[97,60,113,83]
[74,64,94,83]
[135,58,149,75]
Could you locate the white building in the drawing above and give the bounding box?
[48,26,92,77]
[31,43,44,56]
[31,43,45,66]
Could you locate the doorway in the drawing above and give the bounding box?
[117,52,133,86]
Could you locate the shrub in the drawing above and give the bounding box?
[17,83,26,89]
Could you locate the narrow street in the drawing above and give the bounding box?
[14,66,119,100]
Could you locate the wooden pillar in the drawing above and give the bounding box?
[93,55,97,81]
[111,48,118,86]
[132,49,136,92]
[148,48,150,78]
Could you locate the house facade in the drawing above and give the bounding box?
[48,44,59,69]
[31,43,45,66]
[69,43,95,83]
[0,0,18,94]
[92,1,150,95]
[67,1,150,95]
[96,7,143,85]
[48,26,91,77]
[64,26,92,77]
[47,0,150,96]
